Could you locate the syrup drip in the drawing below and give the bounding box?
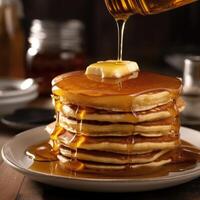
[127,135,135,169]
[116,19,127,61]
[65,105,87,172]
[74,105,80,170]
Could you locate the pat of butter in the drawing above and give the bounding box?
[85,60,139,78]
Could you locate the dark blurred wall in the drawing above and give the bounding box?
[21,0,200,66]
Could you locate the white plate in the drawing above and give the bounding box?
[0,79,38,115]
[1,126,200,192]
[0,78,38,99]
[0,91,38,115]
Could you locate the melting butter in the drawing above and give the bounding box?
[85,60,139,78]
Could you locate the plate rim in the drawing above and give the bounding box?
[2,126,200,183]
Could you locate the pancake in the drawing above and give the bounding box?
[52,71,182,111]
[61,101,180,124]
[59,146,170,164]
[59,115,179,137]
[58,132,180,154]
[46,119,178,138]
[58,154,172,171]
[58,146,197,173]
[53,91,173,112]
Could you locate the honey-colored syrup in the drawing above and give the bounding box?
[49,95,65,152]
[105,0,197,20]
[29,160,198,179]
[27,140,200,179]
[26,142,57,162]
[116,20,126,60]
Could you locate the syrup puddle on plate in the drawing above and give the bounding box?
[26,140,200,179]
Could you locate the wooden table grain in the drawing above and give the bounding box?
[0,99,200,200]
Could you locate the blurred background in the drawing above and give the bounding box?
[0,0,200,86]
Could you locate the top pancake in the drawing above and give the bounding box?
[52,71,181,96]
[52,71,182,111]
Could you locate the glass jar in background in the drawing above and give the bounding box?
[26,19,86,95]
[0,0,25,78]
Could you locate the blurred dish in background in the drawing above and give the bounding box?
[165,53,188,71]
[26,19,86,95]
[181,56,200,125]
[0,78,36,98]
[0,0,25,78]
[0,78,38,115]
[164,46,200,71]
[1,108,54,130]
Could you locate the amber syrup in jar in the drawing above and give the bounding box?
[105,0,197,20]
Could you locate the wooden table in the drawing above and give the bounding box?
[0,101,200,200]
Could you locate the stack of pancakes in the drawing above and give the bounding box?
[50,71,185,174]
